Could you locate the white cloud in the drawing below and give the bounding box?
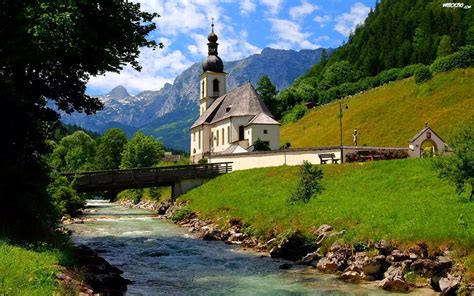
[334,2,370,36]
[88,46,192,94]
[289,1,319,20]
[188,29,261,61]
[268,18,320,49]
[314,15,332,27]
[240,0,256,15]
[260,0,283,15]
[136,0,223,36]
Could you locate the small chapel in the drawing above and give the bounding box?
[190,23,280,163]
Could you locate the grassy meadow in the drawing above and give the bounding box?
[179,159,473,270]
[0,241,73,295]
[281,68,474,148]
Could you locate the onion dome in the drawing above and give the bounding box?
[202,19,224,73]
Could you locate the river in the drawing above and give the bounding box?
[67,200,435,295]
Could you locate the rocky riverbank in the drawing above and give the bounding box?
[119,199,473,295]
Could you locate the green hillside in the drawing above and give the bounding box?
[180,159,473,270]
[281,68,474,148]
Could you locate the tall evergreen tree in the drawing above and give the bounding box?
[256,75,279,116]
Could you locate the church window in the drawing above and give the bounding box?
[193,132,195,142]
[239,126,244,141]
[213,79,219,96]
[198,131,201,149]
[222,128,224,144]
[264,129,268,134]
[216,130,219,146]
[211,132,214,147]
[228,126,230,143]
[201,81,205,97]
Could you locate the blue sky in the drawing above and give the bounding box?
[87,0,377,96]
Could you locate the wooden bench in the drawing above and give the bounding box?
[318,153,340,164]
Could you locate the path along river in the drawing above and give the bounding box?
[67,200,435,295]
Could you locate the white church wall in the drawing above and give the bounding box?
[210,119,232,153]
[210,148,342,171]
[247,124,280,150]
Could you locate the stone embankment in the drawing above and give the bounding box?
[55,245,131,295]
[118,200,473,295]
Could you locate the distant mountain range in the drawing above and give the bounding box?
[61,47,331,151]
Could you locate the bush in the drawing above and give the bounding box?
[171,207,192,222]
[398,64,424,79]
[414,65,433,84]
[48,173,85,217]
[288,161,323,204]
[345,150,409,162]
[376,68,401,85]
[281,104,308,124]
[430,45,474,73]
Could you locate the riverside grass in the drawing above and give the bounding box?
[0,242,67,295]
[179,159,474,271]
[281,68,474,148]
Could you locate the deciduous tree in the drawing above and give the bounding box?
[0,0,160,239]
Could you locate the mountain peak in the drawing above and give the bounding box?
[108,85,130,100]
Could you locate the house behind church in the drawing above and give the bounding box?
[190,23,280,164]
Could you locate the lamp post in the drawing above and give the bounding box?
[339,98,348,164]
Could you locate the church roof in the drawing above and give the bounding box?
[191,82,276,129]
[409,126,446,143]
[246,112,280,126]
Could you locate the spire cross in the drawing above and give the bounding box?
[211,18,214,32]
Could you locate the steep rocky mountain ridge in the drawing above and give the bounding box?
[61,47,330,150]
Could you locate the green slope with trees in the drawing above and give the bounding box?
[265,0,473,120]
[280,68,474,149]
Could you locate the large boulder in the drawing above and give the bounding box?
[438,273,461,295]
[299,251,322,266]
[270,231,315,261]
[378,261,411,292]
[375,240,394,256]
[362,255,389,278]
[316,244,352,273]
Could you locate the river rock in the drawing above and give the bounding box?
[362,255,388,278]
[410,258,449,277]
[375,240,393,255]
[379,276,410,292]
[270,231,315,261]
[378,260,411,292]
[438,273,461,295]
[386,249,410,262]
[72,245,131,294]
[298,251,322,266]
[340,271,363,282]
[157,202,172,215]
[316,245,351,273]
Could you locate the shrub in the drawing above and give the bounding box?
[281,104,308,124]
[398,64,424,79]
[288,161,323,204]
[253,138,271,151]
[171,207,192,222]
[414,65,433,84]
[48,173,85,217]
[430,45,474,73]
[376,68,401,85]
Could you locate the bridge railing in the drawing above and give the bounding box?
[62,162,233,191]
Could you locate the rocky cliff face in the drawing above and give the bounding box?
[61,47,331,150]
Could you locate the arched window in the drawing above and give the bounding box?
[201,81,205,97]
[213,79,219,96]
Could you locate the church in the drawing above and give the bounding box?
[190,24,280,163]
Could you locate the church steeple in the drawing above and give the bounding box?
[202,19,224,73]
[199,19,227,116]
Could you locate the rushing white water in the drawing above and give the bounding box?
[67,200,436,295]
